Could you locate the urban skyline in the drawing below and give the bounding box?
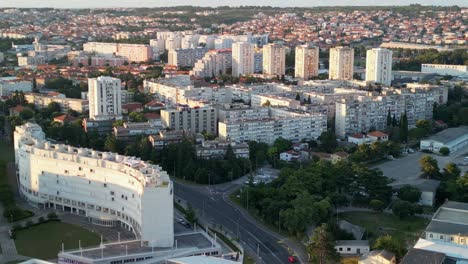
[1,0,467,8]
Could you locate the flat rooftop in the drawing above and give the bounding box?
[424,126,468,145]
[64,233,215,260]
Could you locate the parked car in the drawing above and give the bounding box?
[288,256,298,263]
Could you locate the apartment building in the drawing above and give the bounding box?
[413,201,468,262]
[0,77,32,96]
[421,64,468,77]
[218,107,327,144]
[195,140,250,159]
[161,106,217,135]
[14,123,174,247]
[262,43,286,75]
[329,46,354,80]
[168,47,208,67]
[83,42,152,62]
[88,76,122,120]
[335,87,442,138]
[24,92,88,113]
[365,48,393,86]
[295,45,319,80]
[232,42,255,77]
[191,49,232,78]
[254,48,263,73]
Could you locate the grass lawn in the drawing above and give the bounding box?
[339,211,428,248]
[243,254,255,264]
[15,221,101,260]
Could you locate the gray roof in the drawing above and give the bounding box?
[441,201,468,211]
[400,249,445,264]
[425,220,468,235]
[423,126,468,145]
[336,240,369,246]
[415,179,441,192]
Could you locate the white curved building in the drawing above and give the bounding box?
[14,123,174,247]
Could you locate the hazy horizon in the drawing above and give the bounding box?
[1,0,466,9]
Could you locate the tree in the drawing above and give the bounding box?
[392,200,421,218]
[369,199,385,211]
[47,102,61,114]
[295,92,301,101]
[419,155,440,179]
[262,100,271,107]
[273,137,293,154]
[386,109,392,128]
[439,147,450,156]
[442,163,461,180]
[19,109,34,120]
[307,95,312,104]
[104,135,123,154]
[373,235,406,259]
[184,203,197,227]
[307,224,340,264]
[399,112,408,143]
[397,185,422,203]
[319,131,337,153]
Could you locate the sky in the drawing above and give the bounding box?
[0,0,466,8]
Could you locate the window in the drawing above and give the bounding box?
[451,237,454,241]
[347,248,351,251]
[339,247,343,252]
[429,234,433,238]
[104,183,107,187]
[440,235,444,239]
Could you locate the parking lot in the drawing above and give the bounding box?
[373,146,468,187]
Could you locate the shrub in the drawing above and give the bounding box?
[369,199,385,212]
[47,212,58,220]
[439,147,450,156]
[38,216,45,223]
[25,220,34,228]
[12,223,22,231]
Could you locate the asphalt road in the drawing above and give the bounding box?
[174,181,293,264]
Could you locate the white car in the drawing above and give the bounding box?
[464,157,468,162]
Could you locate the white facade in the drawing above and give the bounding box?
[14,123,174,247]
[365,48,393,86]
[24,93,88,113]
[218,107,327,144]
[262,43,286,75]
[0,77,32,96]
[232,42,255,77]
[421,64,468,77]
[83,42,152,62]
[168,47,208,67]
[329,46,354,80]
[191,50,232,78]
[88,76,122,120]
[295,45,319,80]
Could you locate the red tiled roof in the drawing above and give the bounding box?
[144,113,160,120]
[122,102,143,110]
[368,131,388,137]
[350,133,365,139]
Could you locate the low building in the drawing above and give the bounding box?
[420,126,468,154]
[122,102,144,114]
[195,140,249,159]
[348,133,370,145]
[367,131,389,142]
[145,100,165,111]
[421,64,468,77]
[335,240,370,255]
[113,122,162,142]
[24,92,89,113]
[53,114,77,124]
[415,179,440,206]
[358,250,396,264]
[400,249,446,264]
[82,118,116,135]
[168,255,238,264]
[280,150,301,162]
[9,105,32,116]
[348,131,388,145]
[413,201,468,262]
[148,130,192,149]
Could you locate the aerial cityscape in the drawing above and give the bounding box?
[0,3,467,264]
